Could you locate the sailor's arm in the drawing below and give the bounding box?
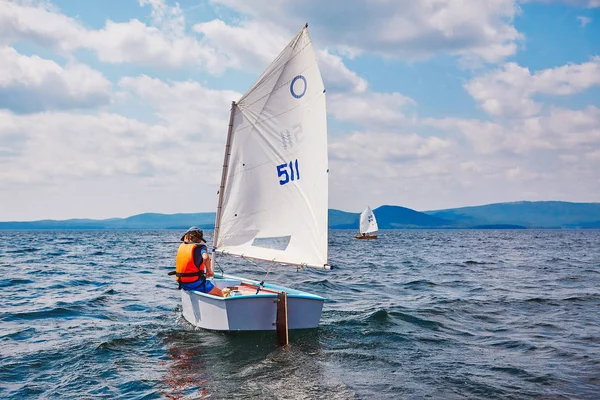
[203,252,214,278]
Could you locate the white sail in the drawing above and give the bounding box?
[359,206,378,234]
[214,25,328,268]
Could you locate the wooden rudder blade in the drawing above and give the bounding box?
[276,291,289,346]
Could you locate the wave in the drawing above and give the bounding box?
[330,308,445,332]
[0,278,35,288]
[299,278,351,292]
[6,307,82,321]
[5,247,40,254]
[463,260,494,265]
[47,249,67,256]
[0,326,37,341]
[403,279,437,287]
[95,335,144,351]
[389,310,445,330]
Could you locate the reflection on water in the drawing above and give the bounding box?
[159,325,349,399]
[161,330,211,399]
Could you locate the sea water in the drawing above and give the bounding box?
[1,230,599,398]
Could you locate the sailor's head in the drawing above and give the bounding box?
[181,226,206,243]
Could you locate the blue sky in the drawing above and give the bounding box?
[1,0,599,220]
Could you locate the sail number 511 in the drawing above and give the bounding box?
[277,160,300,185]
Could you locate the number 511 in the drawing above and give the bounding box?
[277,160,300,185]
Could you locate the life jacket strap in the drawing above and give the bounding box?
[175,271,206,278]
[174,270,206,291]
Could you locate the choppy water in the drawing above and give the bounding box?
[1,230,599,399]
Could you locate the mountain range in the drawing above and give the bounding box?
[1,201,598,230]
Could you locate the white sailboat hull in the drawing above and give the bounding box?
[180,273,325,331]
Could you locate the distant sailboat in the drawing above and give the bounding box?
[179,24,332,332]
[355,205,378,240]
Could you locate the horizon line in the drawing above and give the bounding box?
[1,199,599,223]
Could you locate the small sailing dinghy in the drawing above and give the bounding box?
[180,24,332,331]
[355,206,378,240]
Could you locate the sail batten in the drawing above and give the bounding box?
[214,25,328,267]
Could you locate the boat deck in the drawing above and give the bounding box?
[230,283,279,296]
[204,273,326,301]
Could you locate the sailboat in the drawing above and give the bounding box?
[180,24,332,331]
[355,205,378,240]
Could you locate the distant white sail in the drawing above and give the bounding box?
[359,206,378,234]
[214,26,328,268]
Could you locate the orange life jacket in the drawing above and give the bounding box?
[175,243,206,284]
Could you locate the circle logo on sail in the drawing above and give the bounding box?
[290,75,307,99]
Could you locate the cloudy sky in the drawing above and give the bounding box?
[1,0,599,221]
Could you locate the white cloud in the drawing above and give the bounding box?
[328,92,416,127]
[535,57,600,94]
[465,63,541,117]
[577,15,592,26]
[541,106,600,147]
[193,19,368,93]
[0,0,223,72]
[192,19,289,72]
[1,0,598,219]
[0,0,85,53]
[523,0,600,8]
[317,50,368,93]
[327,105,600,211]
[118,75,240,138]
[327,130,463,210]
[139,0,186,37]
[425,117,515,154]
[424,106,600,154]
[0,108,231,218]
[586,149,600,160]
[210,0,522,63]
[330,131,452,165]
[324,126,568,212]
[0,1,374,84]
[505,166,545,181]
[0,73,247,189]
[0,71,252,219]
[0,46,111,112]
[465,57,600,117]
[86,19,220,71]
[0,110,177,184]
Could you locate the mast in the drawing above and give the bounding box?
[212,101,237,267]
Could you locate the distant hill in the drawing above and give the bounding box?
[1,201,598,230]
[1,206,451,230]
[110,213,215,229]
[425,201,600,228]
[328,206,454,229]
[372,205,454,228]
[0,212,215,230]
[328,209,359,229]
